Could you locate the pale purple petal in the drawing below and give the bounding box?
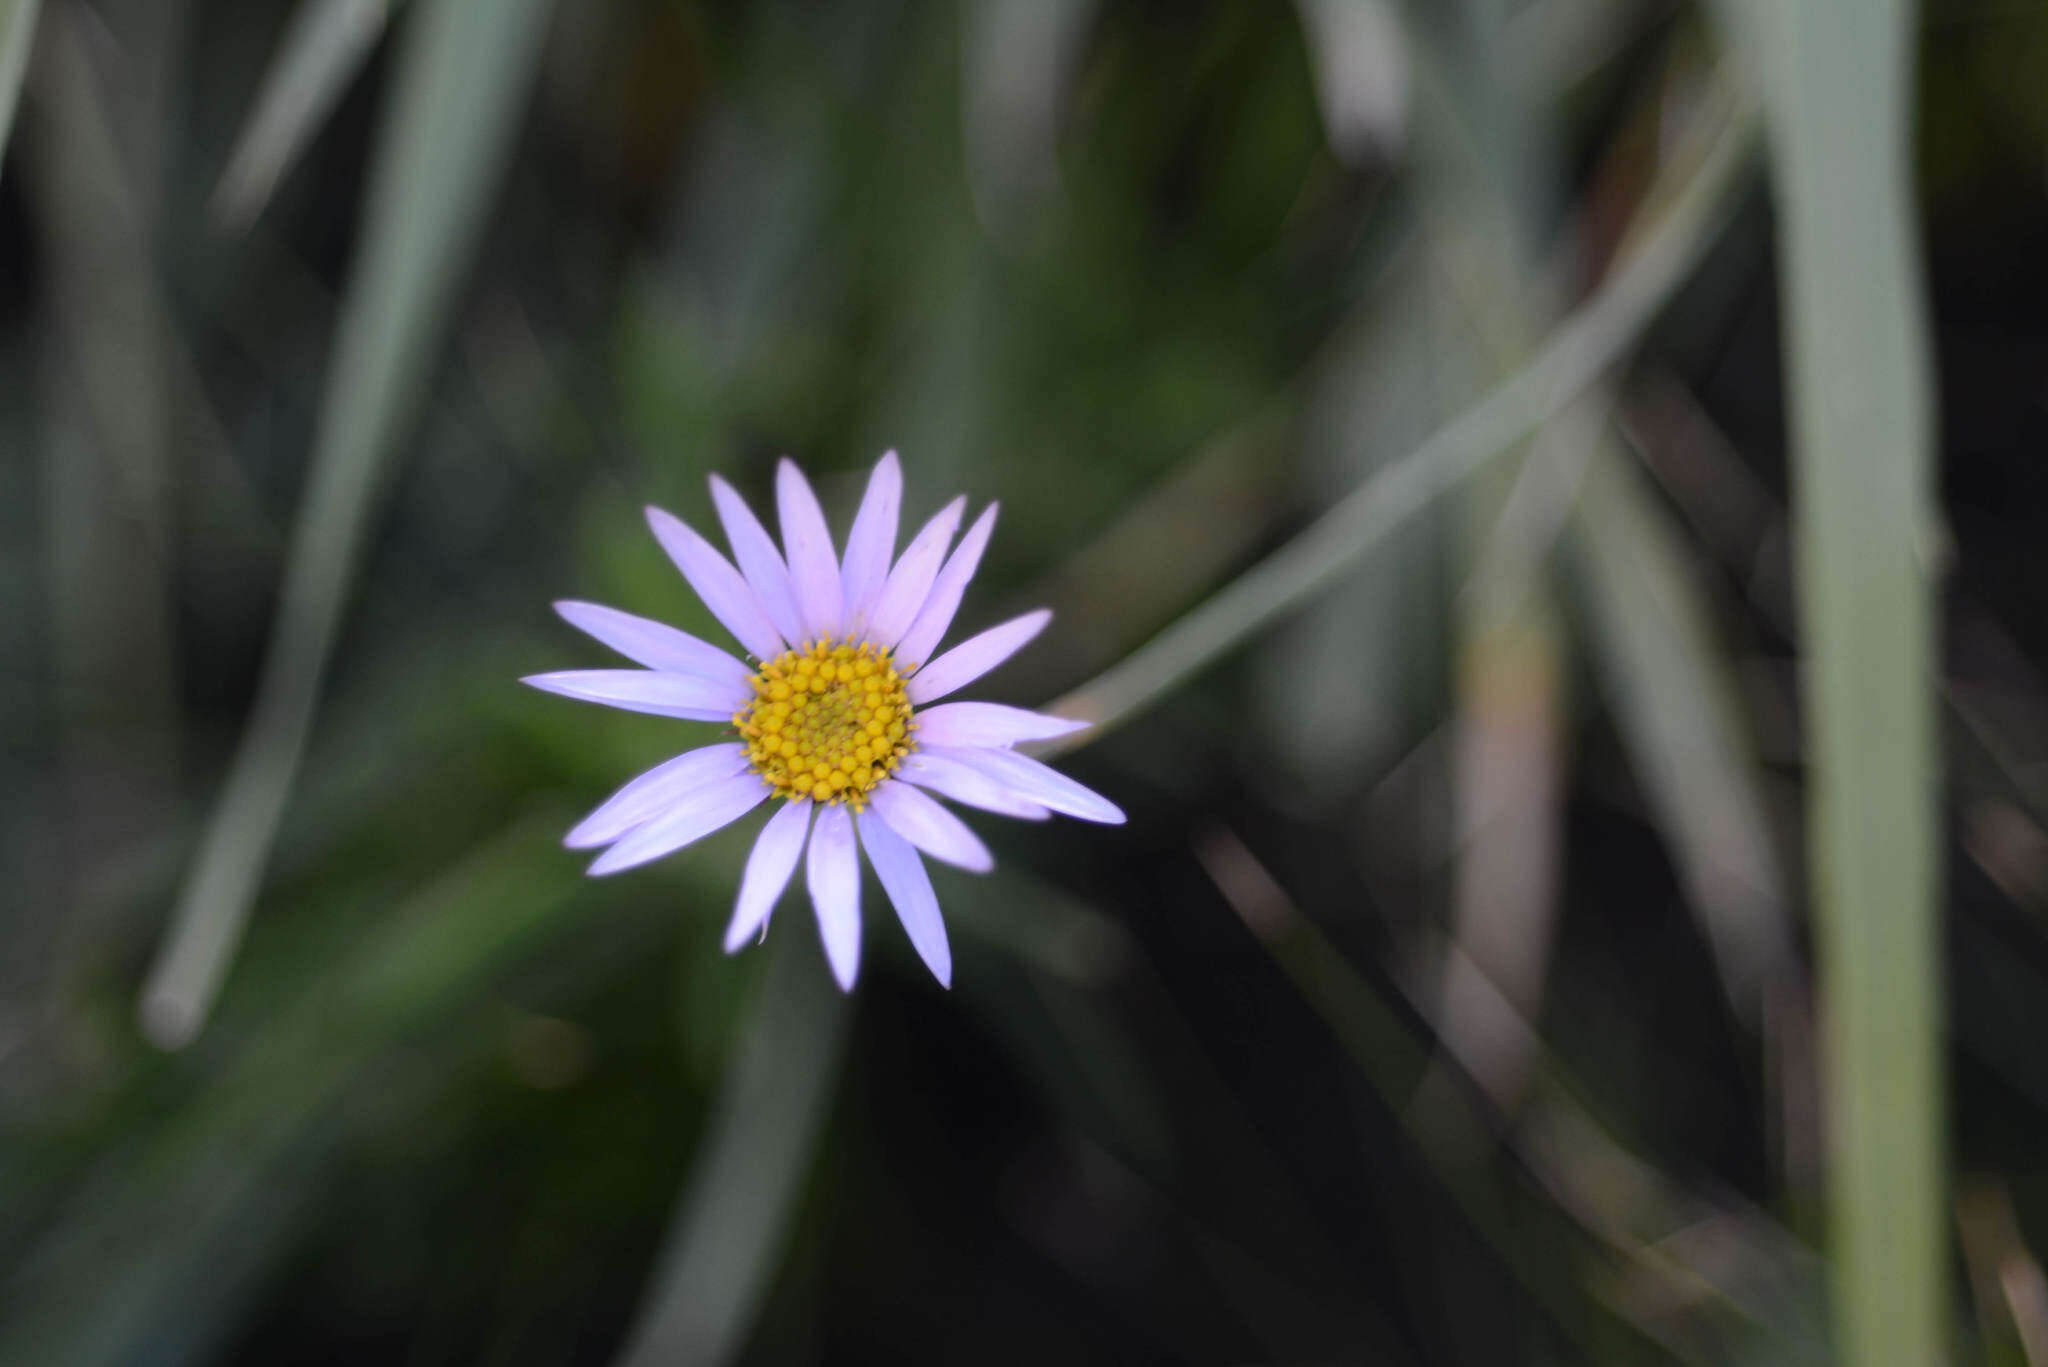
[893,503,997,668]
[725,798,813,951]
[807,804,862,989]
[775,459,844,641]
[867,497,965,650]
[565,742,751,849]
[857,810,952,987]
[914,701,1089,748]
[838,450,901,635]
[867,779,994,872]
[937,746,1126,824]
[906,608,1051,705]
[587,771,767,876]
[554,601,753,689]
[709,476,807,648]
[896,751,1052,820]
[645,506,785,660]
[522,669,749,721]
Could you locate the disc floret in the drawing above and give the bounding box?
[737,639,914,808]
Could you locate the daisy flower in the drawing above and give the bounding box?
[526,452,1124,989]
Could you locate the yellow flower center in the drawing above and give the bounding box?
[736,639,915,808]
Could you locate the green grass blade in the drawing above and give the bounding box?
[0,0,38,177]
[1570,448,1794,1014]
[141,0,556,1049]
[612,932,850,1367]
[26,7,183,925]
[1045,102,1759,748]
[1746,1,1946,1360]
[211,0,401,230]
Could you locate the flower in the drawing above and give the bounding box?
[525,452,1124,989]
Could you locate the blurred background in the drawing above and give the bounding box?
[1,0,2043,1362]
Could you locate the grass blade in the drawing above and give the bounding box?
[960,0,1096,240]
[26,6,182,942]
[0,0,38,175]
[1570,448,1794,1013]
[1045,102,1759,748]
[211,0,400,230]
[1744,1,1946,1360]
[611,932,850,1367]
[141,0,556,1048]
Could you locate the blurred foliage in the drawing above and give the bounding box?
[1,0,2046,1364]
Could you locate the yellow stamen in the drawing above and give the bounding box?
[740,638,916,809]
